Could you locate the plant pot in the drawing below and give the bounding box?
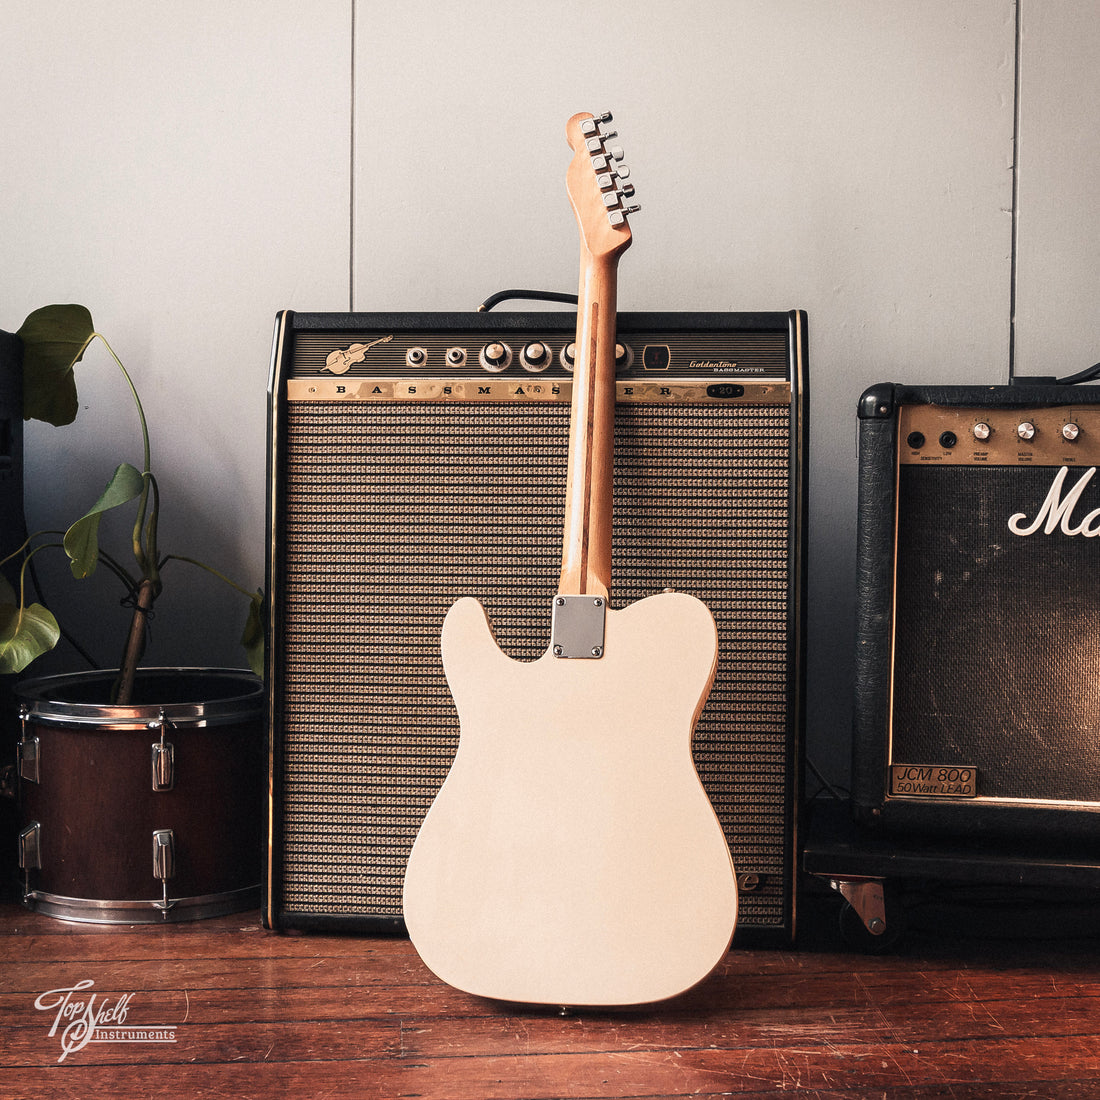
[14,667,263,924]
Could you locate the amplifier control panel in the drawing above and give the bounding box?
[277,312,804,408]
[899,405,1100,466]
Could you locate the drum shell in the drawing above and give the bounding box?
[16,669,262,920]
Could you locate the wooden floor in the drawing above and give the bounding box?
[2,883,1100,1100]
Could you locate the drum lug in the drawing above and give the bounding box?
[149,713,175,791]
[19,821,42,873]
[152,828,177,918]
[151,742,175,792]
[18,707,40,784]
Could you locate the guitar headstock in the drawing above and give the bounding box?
[565,111,638,258]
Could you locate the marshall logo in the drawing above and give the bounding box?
[1008,465,1100,537]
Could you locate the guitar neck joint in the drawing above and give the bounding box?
[550,595,607,659]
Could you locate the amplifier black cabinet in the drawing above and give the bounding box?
[1,328,24,899]
[854,381,1100,840]
[265,309,808,943]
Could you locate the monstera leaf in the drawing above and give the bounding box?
[0,575,60,675]
[63,462,145,579]
[17,304,95,426]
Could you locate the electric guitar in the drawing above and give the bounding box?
[402,112,738,1007]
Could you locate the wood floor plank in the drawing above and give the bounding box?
[3,897,1099,1099]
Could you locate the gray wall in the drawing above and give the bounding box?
[4,2,1097,785]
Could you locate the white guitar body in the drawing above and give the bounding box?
[402,591,738,1007]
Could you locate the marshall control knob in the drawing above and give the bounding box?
[520,341,551,372]
[1017,421,1036,441]
[1063,422,1081,441]
[973,422,991,441]
[479,342,512,372]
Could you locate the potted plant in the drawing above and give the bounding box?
[1,304,265,922]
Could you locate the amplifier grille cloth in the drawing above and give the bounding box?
[278,400,792,929]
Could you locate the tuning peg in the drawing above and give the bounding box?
[580,112,614,136]
[608,146,625,162]
[617,182,635,198]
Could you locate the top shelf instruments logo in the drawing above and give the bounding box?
[34,979,179,1064]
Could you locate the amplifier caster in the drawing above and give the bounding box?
[830,876,905,954]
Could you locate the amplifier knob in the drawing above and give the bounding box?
[561,343,576,372]
[520,341,551,372]
[1017,421,1037,441]
[479,342,512,372]
[1063,422,1081,441]
[973,422,992,441]
[614,343,634,370]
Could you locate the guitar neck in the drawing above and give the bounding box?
[558,249,621,599]
[558,110,635,600]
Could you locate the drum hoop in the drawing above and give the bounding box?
[15,667,262,727]
[23,884,260,924]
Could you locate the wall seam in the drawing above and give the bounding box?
[349,0,357,312]
[1008,0,1022,378]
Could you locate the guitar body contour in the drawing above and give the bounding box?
[402,591,738,1007]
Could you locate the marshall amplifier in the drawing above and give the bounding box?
[853,381,1100,840]
[265,309,808,943]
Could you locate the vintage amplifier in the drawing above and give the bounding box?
[265,309,808,943]
[853,381,1100,840]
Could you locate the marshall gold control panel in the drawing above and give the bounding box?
[898,405,1100,466]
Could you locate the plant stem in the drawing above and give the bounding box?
[114,577,156,705]
[160,555,256,600]
[93,333,159,590]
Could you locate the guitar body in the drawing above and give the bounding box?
[404,111,738,1006]
[402,591,738,1007]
